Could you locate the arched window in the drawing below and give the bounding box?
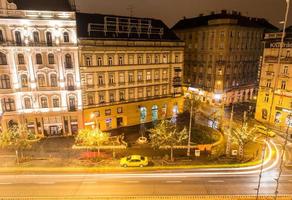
[40,97,48,108]
[68,96,76,111]
[36,53,42,64]
[50,74,57,87]
[52,96,60,108]
[0,74,11,89]
[21,74,28,87]
[24,97,32,109]
[67,74,74,89]
[15,31,22,45]
[85,56,92,66]
[18,54,25,65]
[108,56,113,66]
[33,31,40,43]
[1,98,15,111]
[0,52,7,65]
[65,54,72,68]
[0,30,4,42]
[38,74,46,87]
[97,57,103,66]
[63,32,69,43]
[46,32,52,46]
[48,53,55,64]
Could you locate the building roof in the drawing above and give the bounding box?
[76,12,181,42]
[8,0,74,11]
[172,10,278,32]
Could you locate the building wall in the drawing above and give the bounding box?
[79,40,185,131]
[174,17,264,104]
[255,32,292,128]
[0,6,82,136]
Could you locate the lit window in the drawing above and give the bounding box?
[119,90,125,101]
[146,71,151,81]
[105,109,111,116]
[117,107,123,114]
[162,70,167,79]
[137,71,143,82]
[154,55,159,64]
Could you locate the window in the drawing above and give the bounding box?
[46,32,52,46]
[146,71,151,81]
[50,74,57,87]
[162,70,167,79]
[38,74,45,87]
[162,85,167,95]
[67,74,74,87]
[52,97,60,108]
[129,89,134,99]
[128,72,134,83]
[154,55,159,64]
[283,66,288,74]
[15,31,22,45]
[99,92,105,103]
[0,75,11,89]
[137,71,143,82]
[86,74,94,87]
[48,53,55,64]
[266,79,271,88]
[138,55,143,64]
[87,93,95,105]
[24,98,31,109]
[105,109,111,116]
[146,87,152,97]
[108,56,113,66]
[117,107,123,114]
[119,90,125,101]
[0,30,4,42]
[109,74,115,85]
[128,55,134,64]
[0,52,7,65]
[264,94,269,102]
[33,31,39,43]
[119,73,125,84]
[65,54,72,68]
[1,98,15,112]
[175,55,179,63]
[63,32,69,43]
[163,55,167,63]
[281,80,286,89]
[138,88,143,98]
[97,57,103,66]
[98,75,105,85]
[118,56,124,65]
[85,56,92,66]
[21,74,28,87]
[109,92,115,102]
[40,97,48,108]
[69,96,76,110]
[154,86,160,96]
[146,55,151,64]
[18,54,25,64]
[36,53,42,64]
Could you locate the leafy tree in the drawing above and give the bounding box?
[0,124,39,164]
[149,120,187,161]
[75,128,109,155]
[184,97,201,126]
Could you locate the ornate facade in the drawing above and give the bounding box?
[0,0,82,136]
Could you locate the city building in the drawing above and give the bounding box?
[255,27,292,129]
[0,0,83,136]
[76,13,184,131]
[172,10,277,105]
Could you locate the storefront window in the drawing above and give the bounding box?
[140,107,147,123]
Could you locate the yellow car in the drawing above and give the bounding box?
[120,155,148,167]
[255,125,276,137]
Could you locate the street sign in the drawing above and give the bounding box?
[195,150,201,157]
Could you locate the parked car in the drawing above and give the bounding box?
[120,155,148,167]
[255,125,276,137]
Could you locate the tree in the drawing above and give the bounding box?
[0,124,39,164]
[75,128,109,155]
[231,125,257,158]
[184,97,201,126]
[149,120,187,161]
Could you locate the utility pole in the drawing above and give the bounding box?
[187,94,194,157]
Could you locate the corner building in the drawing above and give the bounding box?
[172,10,277,105]
[0,0,82,136]
[255,27,292,128]
[76,13,184,131]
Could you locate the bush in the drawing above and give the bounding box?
[191,124,220,144]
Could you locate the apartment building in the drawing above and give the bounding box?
[76,13,184,131]
[0,0,82,136]
[172,10,277,105]
[255,27,292,129]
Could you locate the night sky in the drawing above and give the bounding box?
[75,0,292,28]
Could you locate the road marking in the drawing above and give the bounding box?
[37,182,55,185]
[83,181,96,184]
[208,180,225,183]
[122,181,140,184]
[0,182,12,185]
[165,180,182,184]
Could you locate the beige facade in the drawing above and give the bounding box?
[173,11,276,105]
[0,0,82,136]
[255,30,292,129]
